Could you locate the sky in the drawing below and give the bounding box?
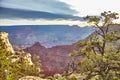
[0,0,120,26]
[59,0,120,16]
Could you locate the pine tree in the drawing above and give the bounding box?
[70,11,120,80]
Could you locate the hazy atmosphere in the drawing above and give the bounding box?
[0,0,120,80]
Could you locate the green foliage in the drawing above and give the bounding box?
[0,38,13,80]
[84,16,101,23]
[48,73,83,80]
[0,37,41,80]
[69,11,120,80]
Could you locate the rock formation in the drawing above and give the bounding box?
[19,76,48,80]
[24,25,120,76]
[0,31,33,65]
[24,42,74,76]
[0,31,15,53]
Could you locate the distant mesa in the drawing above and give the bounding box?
[0,25,93,48]
[23,24,120,76]
[24,41,74,76]
[32,42,46,48]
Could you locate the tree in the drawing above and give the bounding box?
[70,11,120,80]
[0,37,14,80]
[0,35,42,80]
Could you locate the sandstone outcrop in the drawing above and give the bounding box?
[0,31,15,53]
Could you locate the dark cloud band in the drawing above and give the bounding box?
[0,7,83,21]
[0,0,78,15]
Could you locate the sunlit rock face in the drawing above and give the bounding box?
[0,31,33,65]
[19,76,48,80]
[22,52,33,65]
[0,31,15,53]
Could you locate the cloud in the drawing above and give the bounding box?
[59,0,120,16]
[0,7,82,20]
[0,19,91,27]
[0,0,78,15]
